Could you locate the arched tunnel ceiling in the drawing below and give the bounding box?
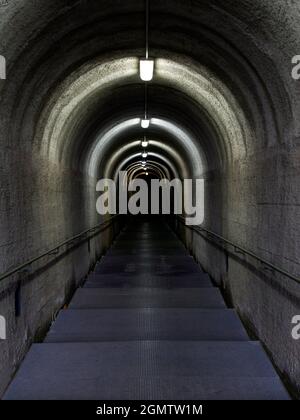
[33,55,251,180]
[88,115,203,180]
[115,152,179,183]
[125,160,170,183]
[0,0,297,184]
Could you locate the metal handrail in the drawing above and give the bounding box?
[0,216,119,284]
[176,216,300,285]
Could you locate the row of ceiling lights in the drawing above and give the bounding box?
[139,1,153,176]
[121,1,153,176]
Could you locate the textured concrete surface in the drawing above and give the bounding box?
[0,0,299,397]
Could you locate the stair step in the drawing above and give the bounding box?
[4,341,290,400]
[95,261,203,275]
[107,248,189,256]
[84,273,213,288]
[45,308,249,342]
[100,255,194,263]
[69,288,226,309]
[111,242,186,249]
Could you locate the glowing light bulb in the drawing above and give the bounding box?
[141,140,149,148]
[141,119,150,129]
[139,59,154,81]
[142,152,148,158]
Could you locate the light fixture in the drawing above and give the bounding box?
[139,0,154,82]
[142,161,147,165]
[142,152,148,158]
[139,59,154,82]
[141,118,150,129]
[141,139,149,148]
[146,172,149,176]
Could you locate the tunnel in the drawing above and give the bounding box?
[0,0,299,401]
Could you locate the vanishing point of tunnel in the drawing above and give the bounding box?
[0,0,300,402]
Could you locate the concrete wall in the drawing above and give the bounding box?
[0,147,122,396]
[175,148,300,397]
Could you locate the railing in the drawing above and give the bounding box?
[176,216,300,285]
[2,214,298,286]
[0,216,119,284]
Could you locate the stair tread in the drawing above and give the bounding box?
[69,288,226,309]
[84,273,212,288]
[45,308,249,342]
[4,341,290,400]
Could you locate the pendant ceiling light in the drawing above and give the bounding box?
[140,59,154,82]
[141,119,150,129]
[139,0,154,82]
[141,139,149,148]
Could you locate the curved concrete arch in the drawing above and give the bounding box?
[125,161,171,182]
[98,125,195,182]
[128,159,172,177]
[29,54,252,177]
[2,1,291,161]
[112,152,180,185]
[127,165,166,183]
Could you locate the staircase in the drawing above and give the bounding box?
[4,218,289,400]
